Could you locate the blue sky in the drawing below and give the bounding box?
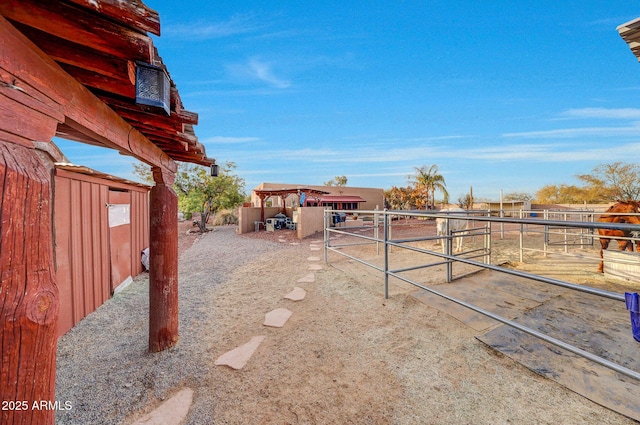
[55,1,640,201]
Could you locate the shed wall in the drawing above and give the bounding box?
[54,169,149,337]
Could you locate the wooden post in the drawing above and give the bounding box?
[148,168,179,352]
[0,142,58,425]
[259,193,268,223]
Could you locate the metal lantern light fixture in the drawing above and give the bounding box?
[135,62,170,115]
[210,162,219,177]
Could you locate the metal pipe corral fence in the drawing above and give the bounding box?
[323,208,640,381]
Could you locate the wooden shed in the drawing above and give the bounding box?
[54,163,150,337]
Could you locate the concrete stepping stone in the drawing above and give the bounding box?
[130,387,193,425]
[310,246,321,251]
[307,256,320,262]
[214,335,265,370]
[297,273,315,283]
[264,308,293,328]
[308,264,322,271]
[284,287,306,301]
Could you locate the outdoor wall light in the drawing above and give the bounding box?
[210,163,219,177]
[135,62,170,115]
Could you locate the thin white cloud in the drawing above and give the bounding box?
[248,59,291,88]
[225,58,291,89]
[451,142,640,162]
[503,107,640,138]
[560,107,640,120]
[203,136,260,144]
[163,14,266,40]
[502,125,640,138]
[241,139,640,167]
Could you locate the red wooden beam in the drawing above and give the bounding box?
[59,62,135,99]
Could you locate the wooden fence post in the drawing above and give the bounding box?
[148,168,179,352]
[0,142,58,425]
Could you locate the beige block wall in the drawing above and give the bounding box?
[237,205,327,239]
[297,207,326,239]
[237,206,281,234]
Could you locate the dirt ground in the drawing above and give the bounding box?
[176,219,638,424]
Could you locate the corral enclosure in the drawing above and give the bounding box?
[324,208,640,421]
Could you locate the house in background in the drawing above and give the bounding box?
[251,182,384,211]
[237,182,385,238]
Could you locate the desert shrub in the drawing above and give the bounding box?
[212,209,238,225]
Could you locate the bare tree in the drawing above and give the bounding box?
[577,162,640,201]
[324,175,348,187]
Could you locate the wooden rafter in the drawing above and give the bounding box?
[65,0,161,35]
[0,0,154,62]
[618,17,640,62]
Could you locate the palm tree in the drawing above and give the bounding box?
[410,164,449,209]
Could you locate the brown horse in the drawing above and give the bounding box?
[597,201,640,272]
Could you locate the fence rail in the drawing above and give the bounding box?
[323,208,640,381]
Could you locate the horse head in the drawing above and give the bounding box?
[606,200,640,214]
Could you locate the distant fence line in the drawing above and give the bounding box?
[343,208,640,260]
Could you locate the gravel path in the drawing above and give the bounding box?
[55,226,289,425]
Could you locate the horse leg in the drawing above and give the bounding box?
[617,238,631,252]
[598,238,610,273]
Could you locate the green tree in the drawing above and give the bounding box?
[174,162,245,232]
[324,175,348,187]
[409,164,449,209]
[133,161,246,232]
